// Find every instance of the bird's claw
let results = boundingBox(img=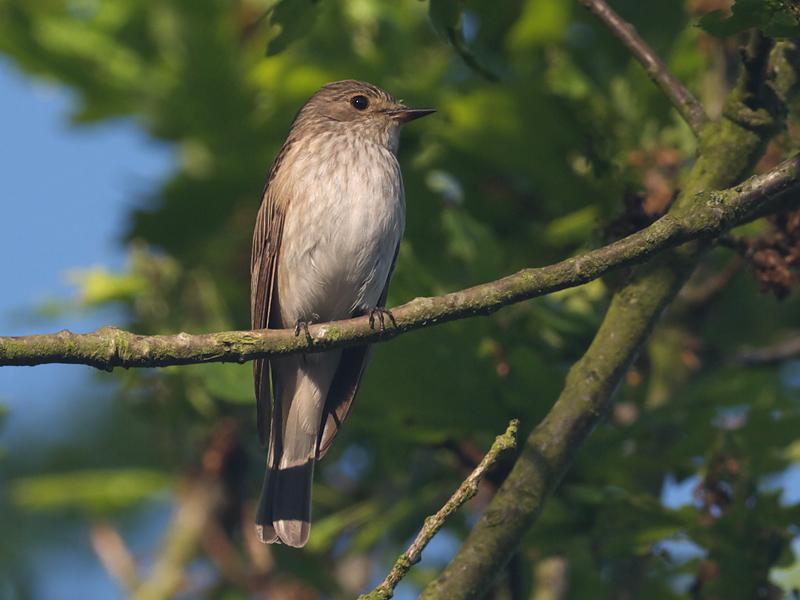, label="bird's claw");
[294,315,318,344]
[294,319,309,339]
[368,307,397,331]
